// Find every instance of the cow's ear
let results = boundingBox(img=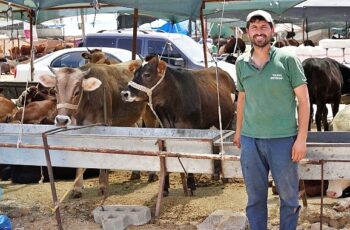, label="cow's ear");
[129,60,141,73]
[38,74,56,88]
[157,60,167,76]
[82,77,102,91]
[81,52,91,60]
